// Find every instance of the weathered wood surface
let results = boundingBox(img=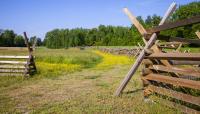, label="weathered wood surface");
[149,65,200,77]
[157,35,200,45]
[0,73,24,76]
[24,32,33,55]
[147,85,200,106]
[0,47,28,51]
[142,59,153,65]
[171,60,200,65]
[142,73,200,90]
[0,65,25,69]
[0,56,29,59]
[0,69,25,73]
[158,41,184,45]
[147,15,200,34]
[196,31,200,39]
[115,2,176,96]
[0,32,37,77]
[158,45,179,49]
[146,53,200,61]
[123,8,147,44]
[0,61,27,64]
